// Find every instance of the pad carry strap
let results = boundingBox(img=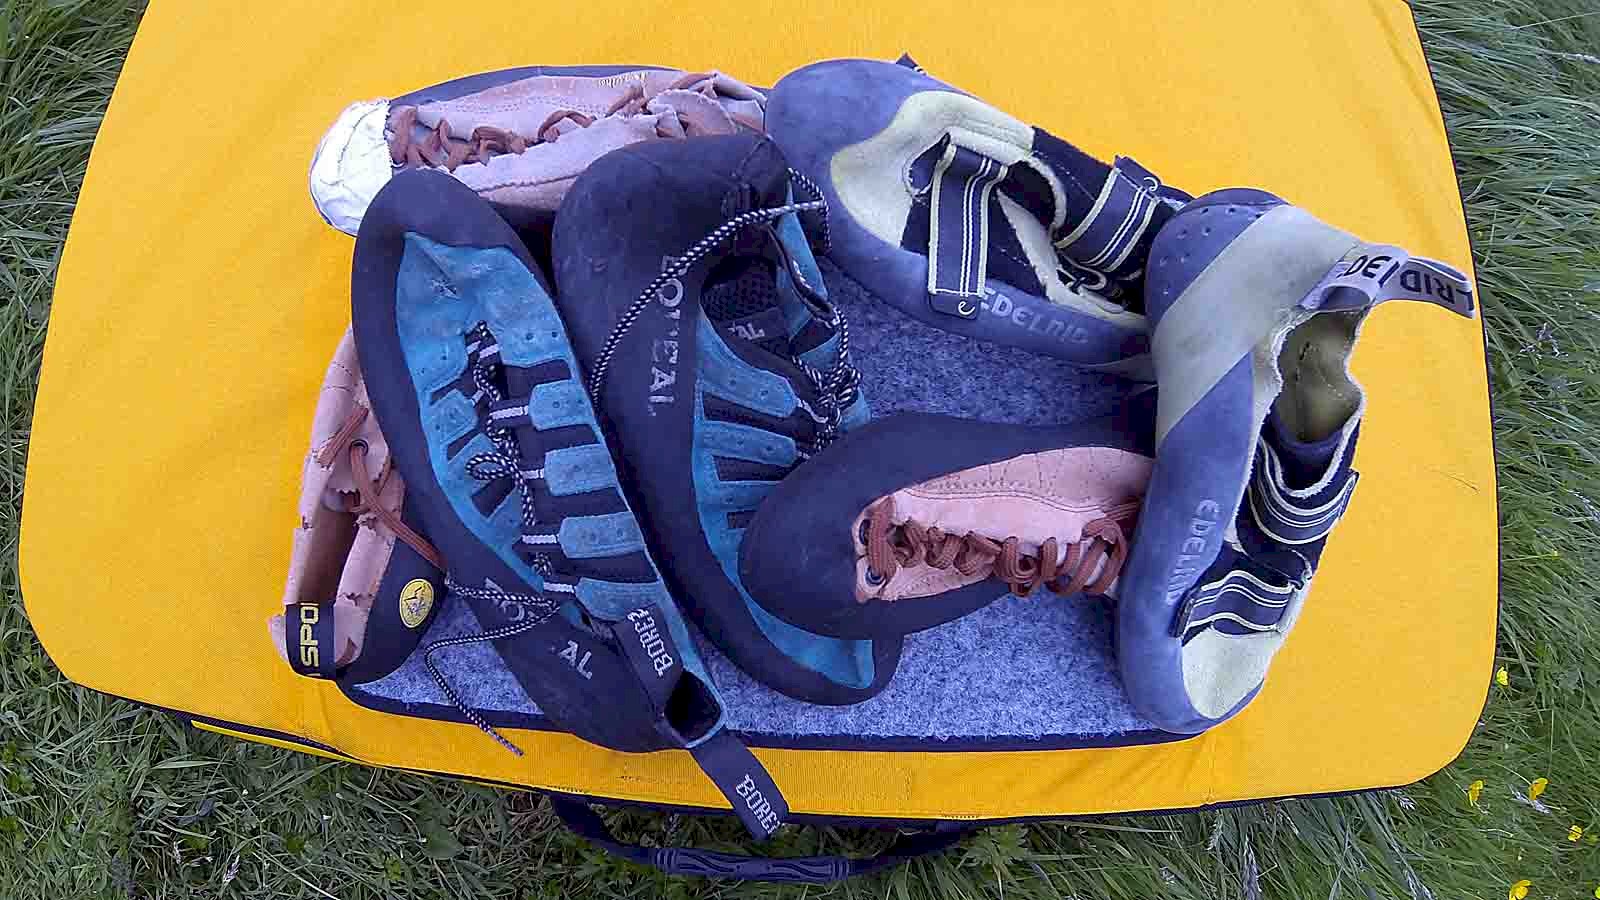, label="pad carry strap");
[926,141,1009,317]
[1303,244,1476,318]
[285,601,338,679]
[611,605,790,840]
[550,796,968,884]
